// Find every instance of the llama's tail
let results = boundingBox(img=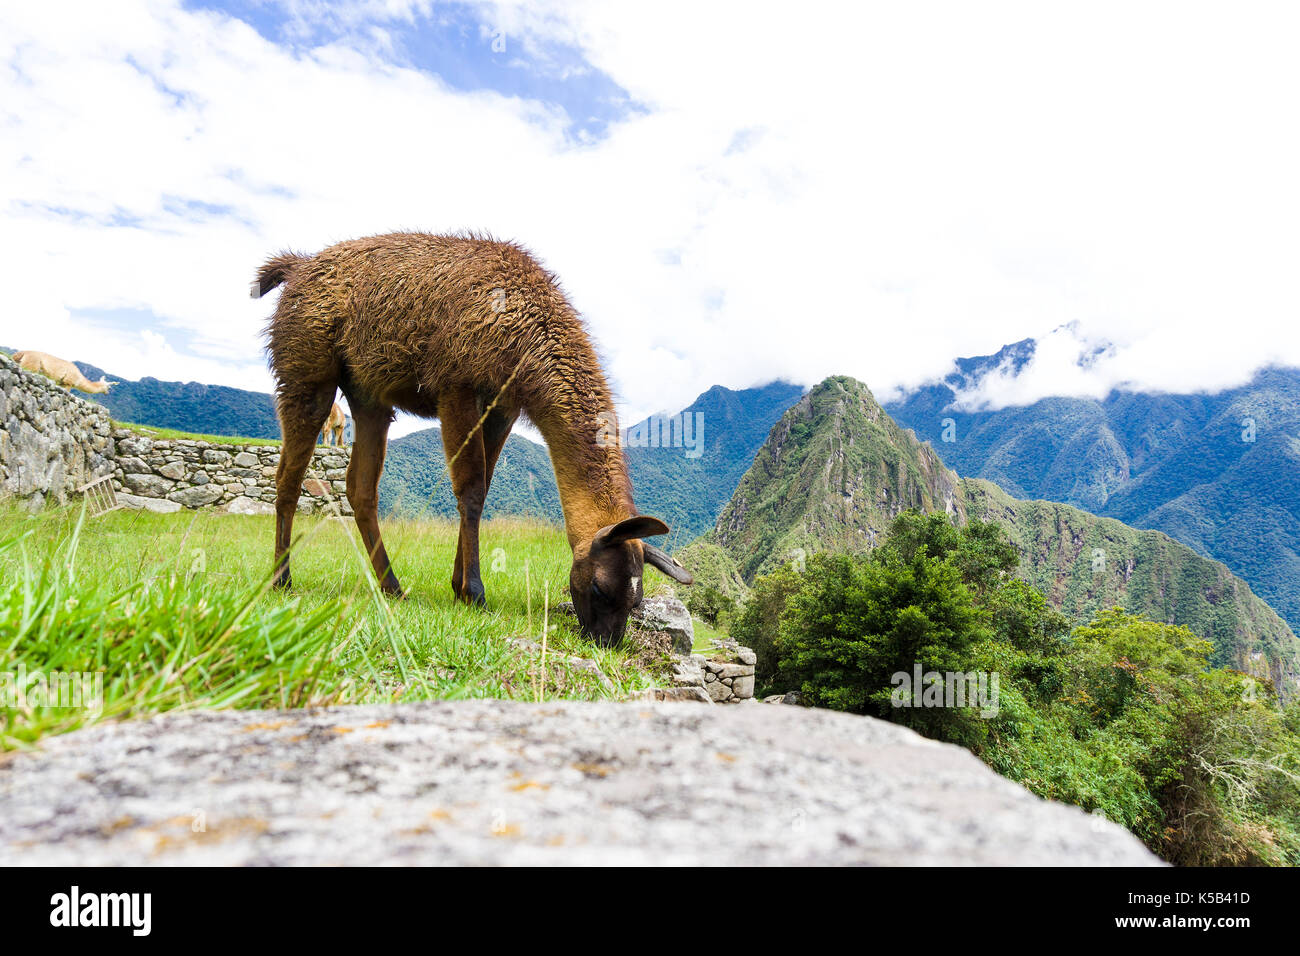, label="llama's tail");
[250,251,309,299]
